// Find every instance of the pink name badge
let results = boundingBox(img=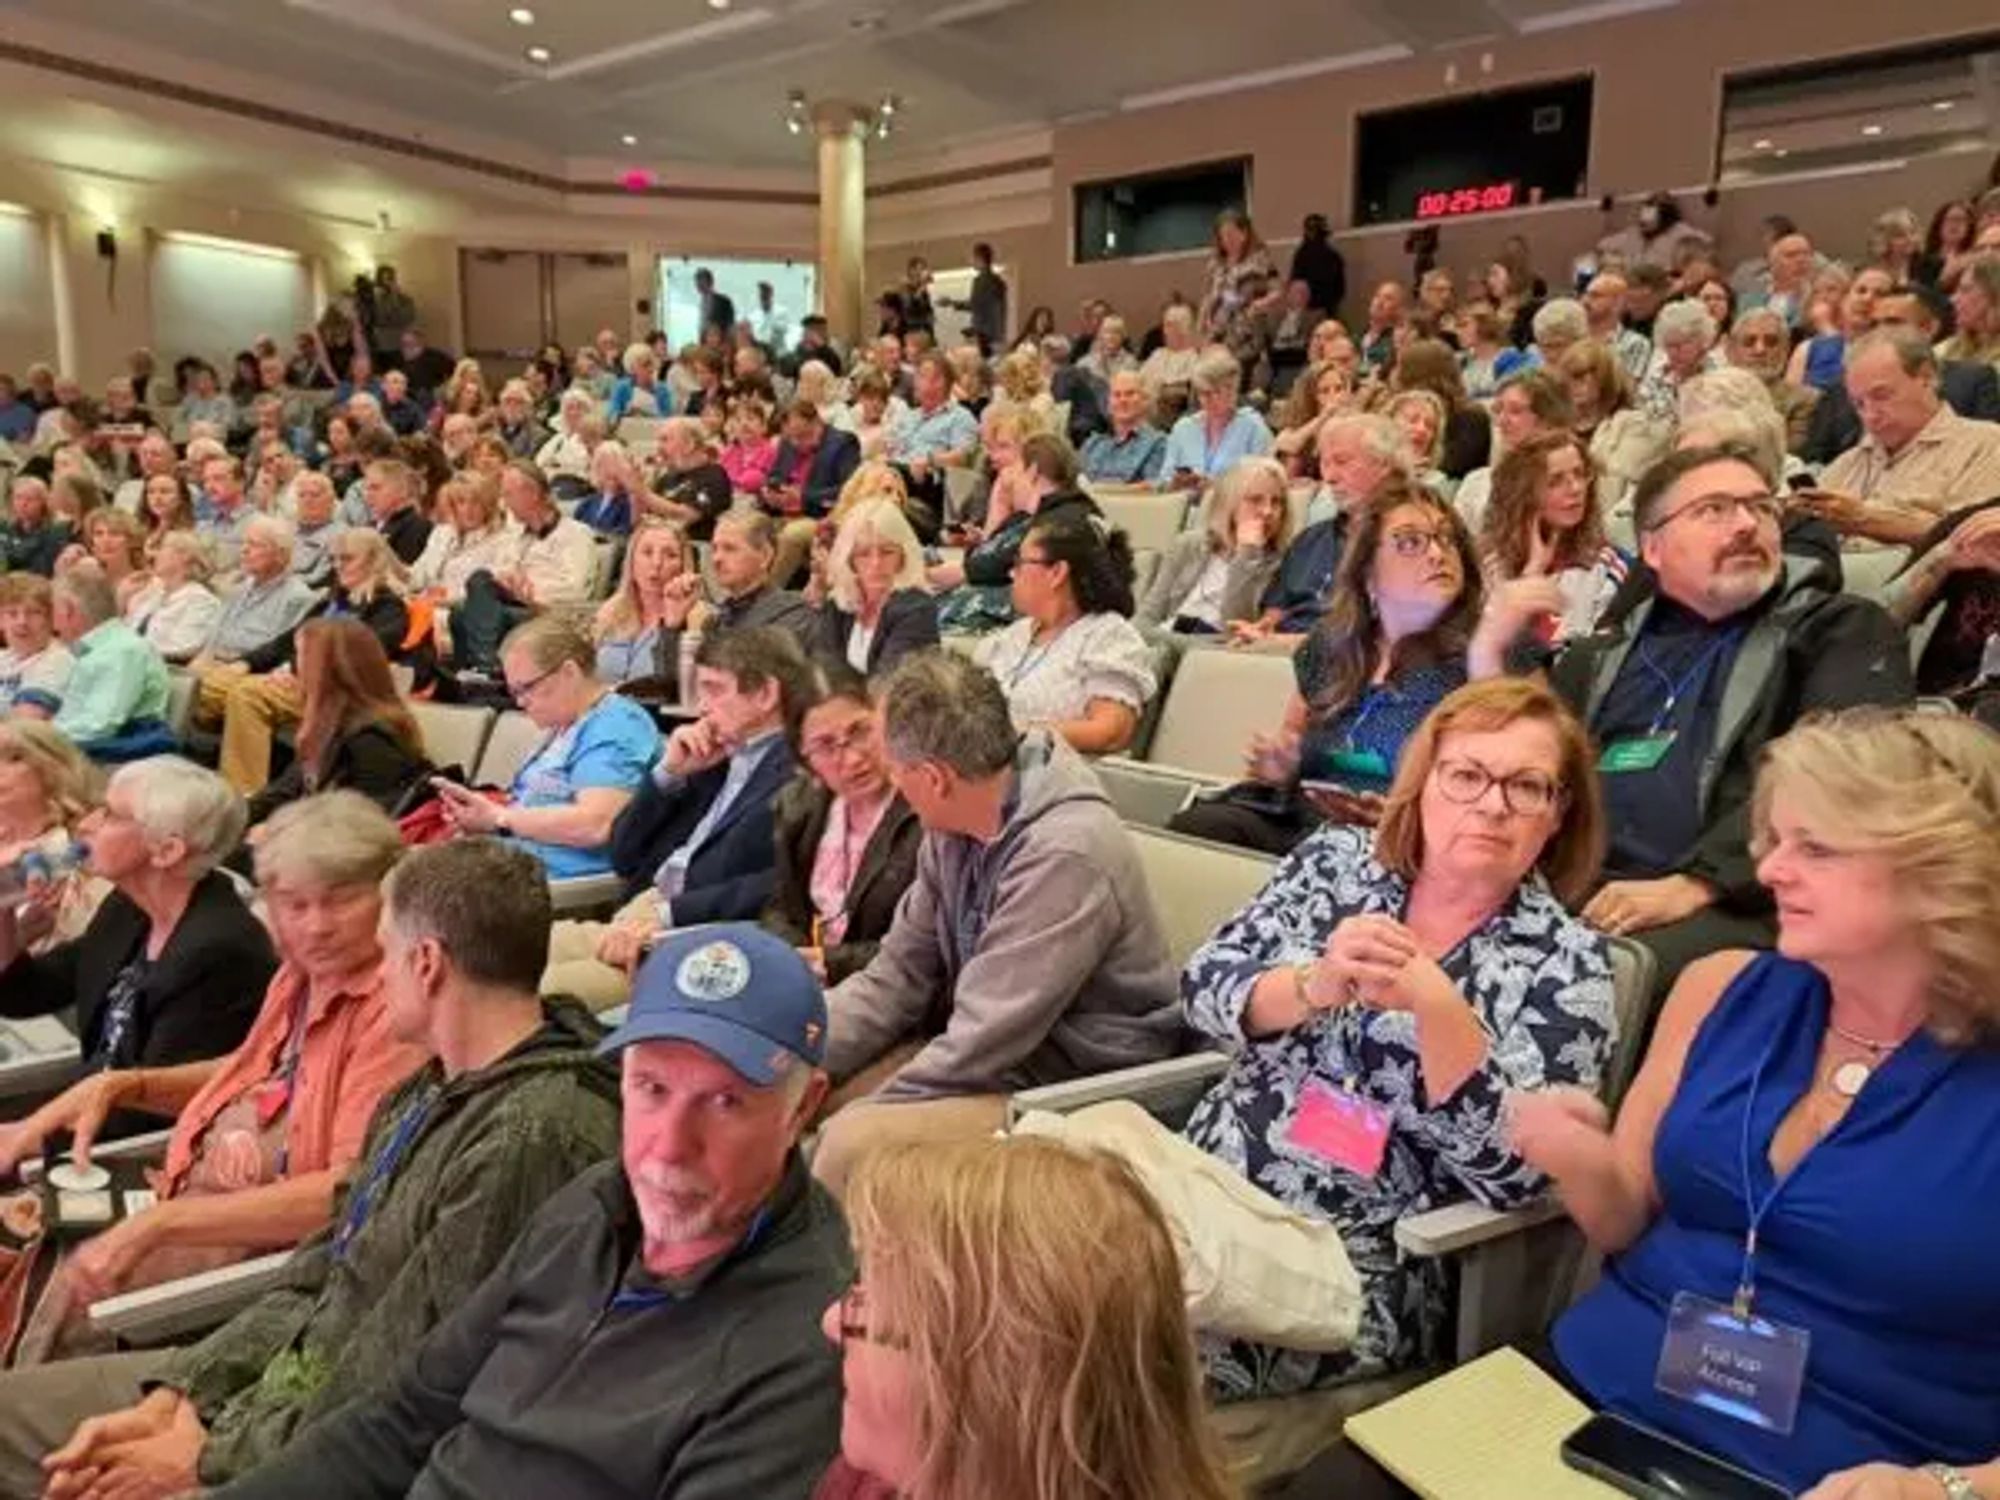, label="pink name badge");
[1282,1079,1392,1179]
